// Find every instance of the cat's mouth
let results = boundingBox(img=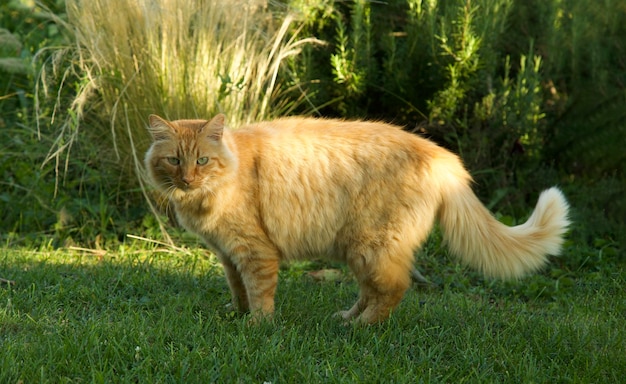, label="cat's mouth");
[175,180,204,192]
[169,183,200,199]
[177,183,196,191]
